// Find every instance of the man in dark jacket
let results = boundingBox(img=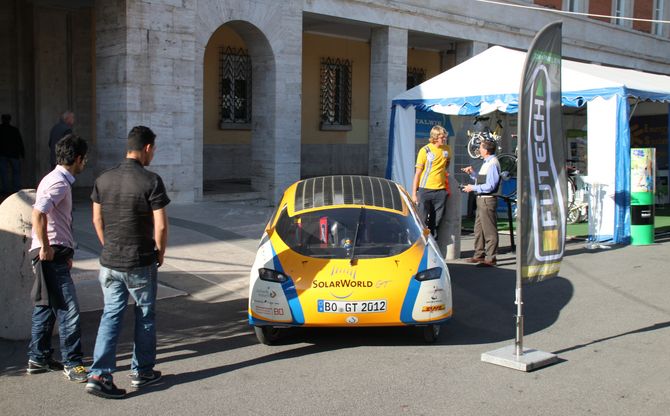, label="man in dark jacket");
[49,111,75,169]
[0,114,25,195]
